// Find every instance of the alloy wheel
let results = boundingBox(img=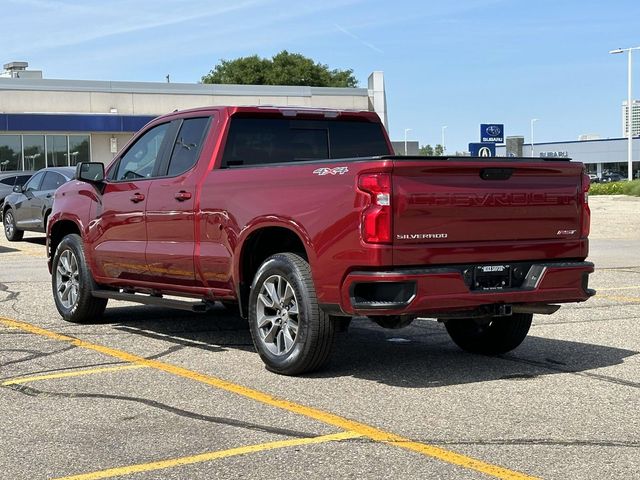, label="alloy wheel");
[255,274,299,356]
